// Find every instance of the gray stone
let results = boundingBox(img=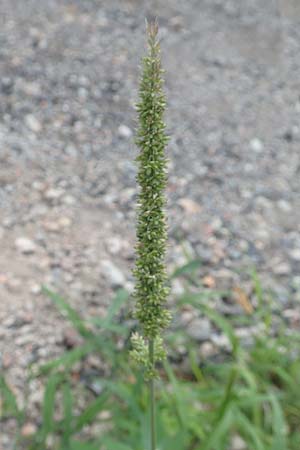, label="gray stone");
[289,249,300,262]
[272,261,291,275]
[277,199,292,212]
[171,278,185,296]
[101,260,125,287]
[187,318,211,341]
[105,236,123,255]
[211,334,231,350]
[199,341,217,359]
